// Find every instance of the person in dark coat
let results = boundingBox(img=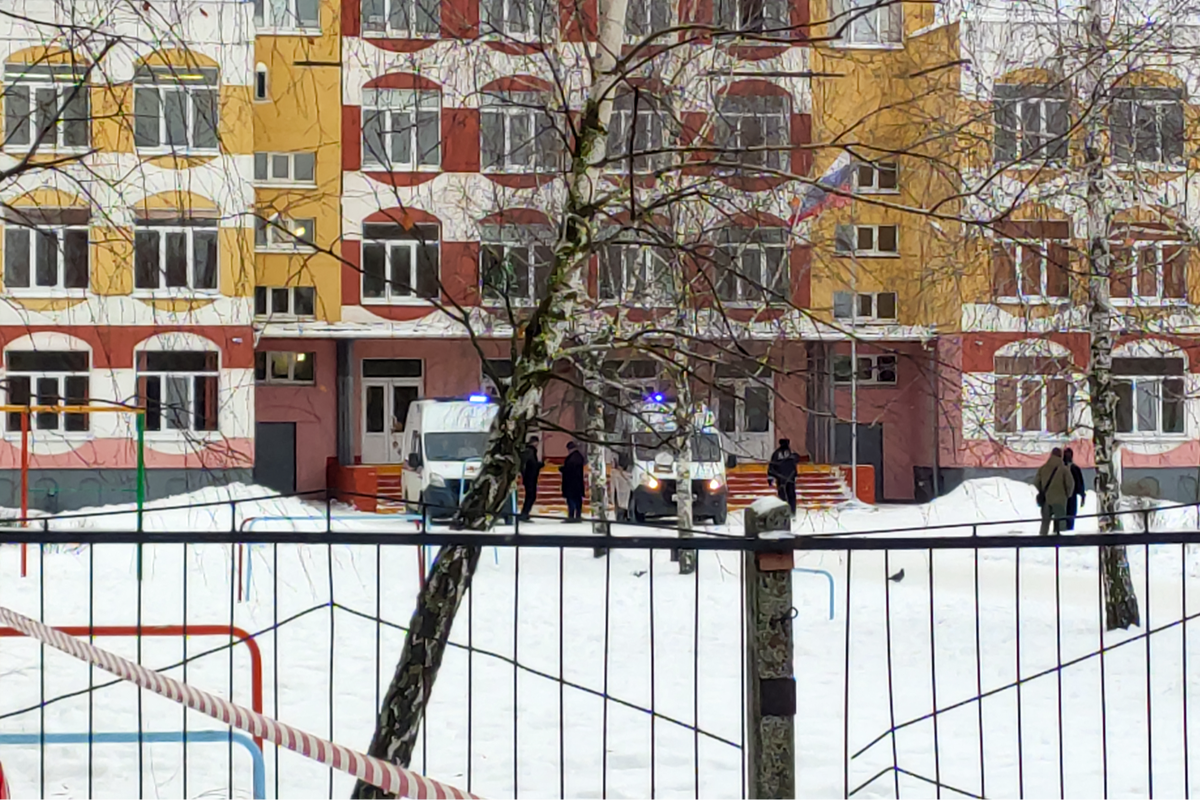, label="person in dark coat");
[768,437,799,515]
[559,441,586,522]
[1063,447,1086,531]
[519,437,544,521]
